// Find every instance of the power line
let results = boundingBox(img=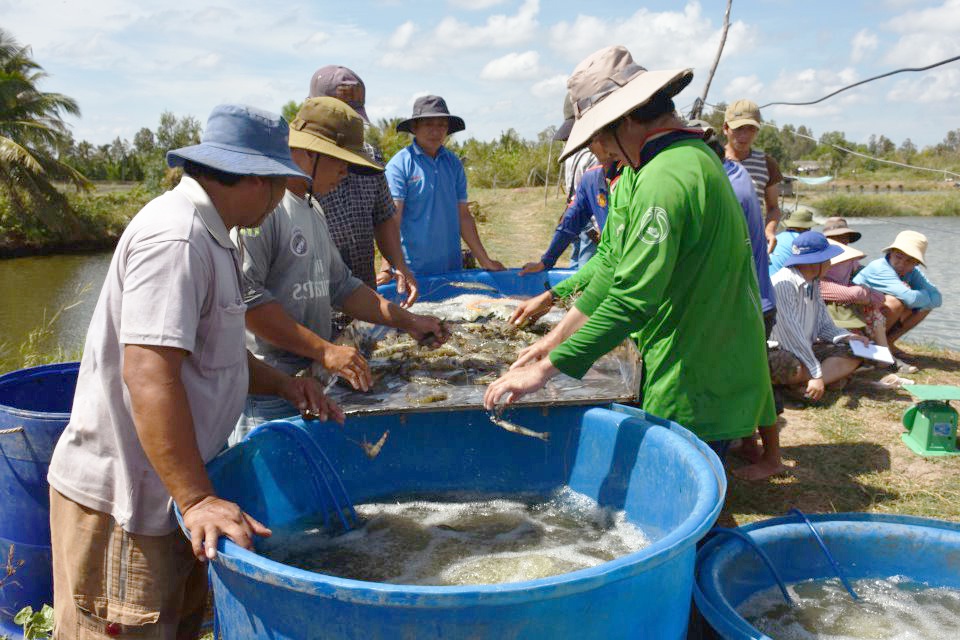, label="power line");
[759,54,960,109]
